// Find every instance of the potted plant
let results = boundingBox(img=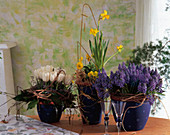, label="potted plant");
[96,62,163,131]
[75,4,123,125]
[76,60,101,125]
[127,39,170,114]
[14,65,76,123]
